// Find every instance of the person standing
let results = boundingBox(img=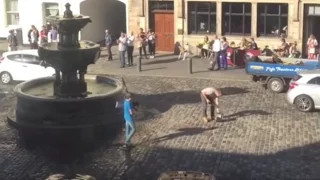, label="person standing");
[7,30,18,52]
[208,35,221,71]
[220,37,228,70]
[123,93,136,148]
[137,28,148,59]
[105,29,113,60]
[27,25,39,49]
[48,26,58,42]
[307,34,318,60]
[147,29,156,58]
[117,32,127,68]
[40,25,48,44]
[127,32,135,66]
[200,87,222,122]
